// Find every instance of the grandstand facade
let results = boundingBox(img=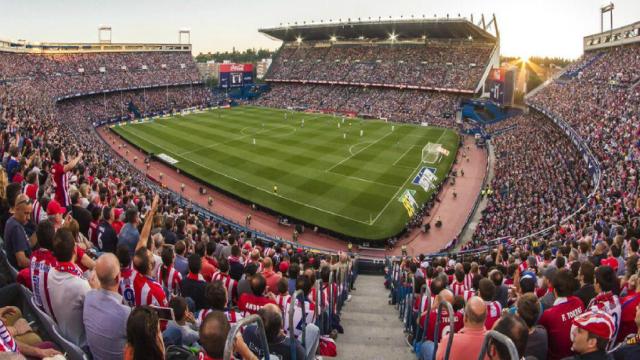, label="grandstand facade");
[257,17,500,125]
